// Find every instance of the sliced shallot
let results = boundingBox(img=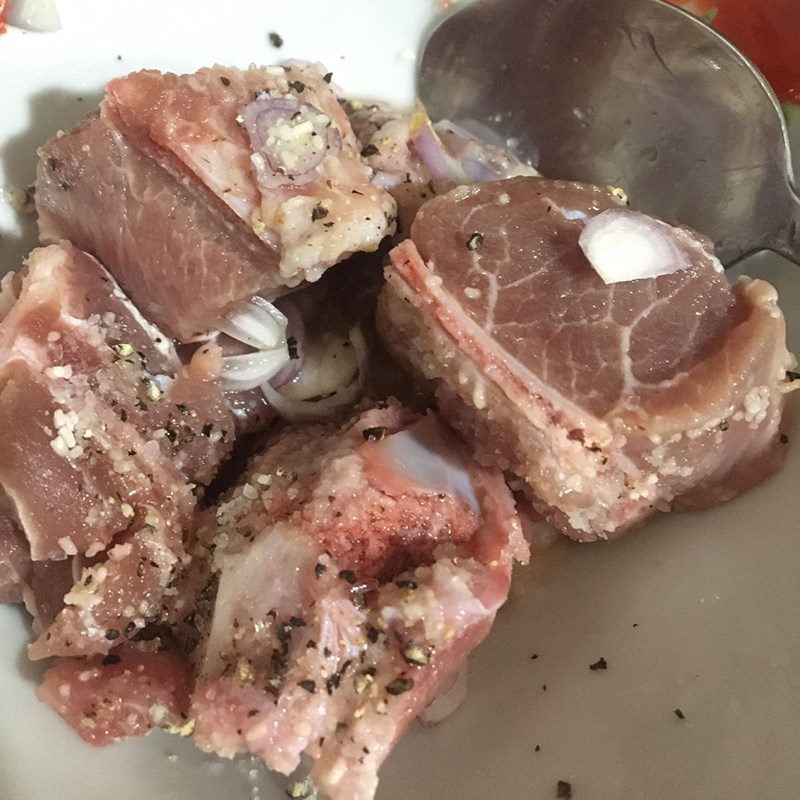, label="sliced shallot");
[260,327,366,422]
[216,295,288,351]
[218,349,290,393]
[269,297,305,388]
[579,207,724,284]
[7,0,62,32]
[242,95,342,189]
[214,296,291,392]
